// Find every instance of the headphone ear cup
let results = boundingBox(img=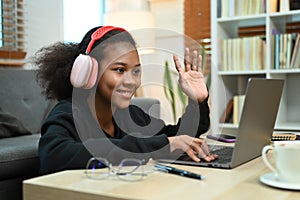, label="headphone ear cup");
[70,54,98,89]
